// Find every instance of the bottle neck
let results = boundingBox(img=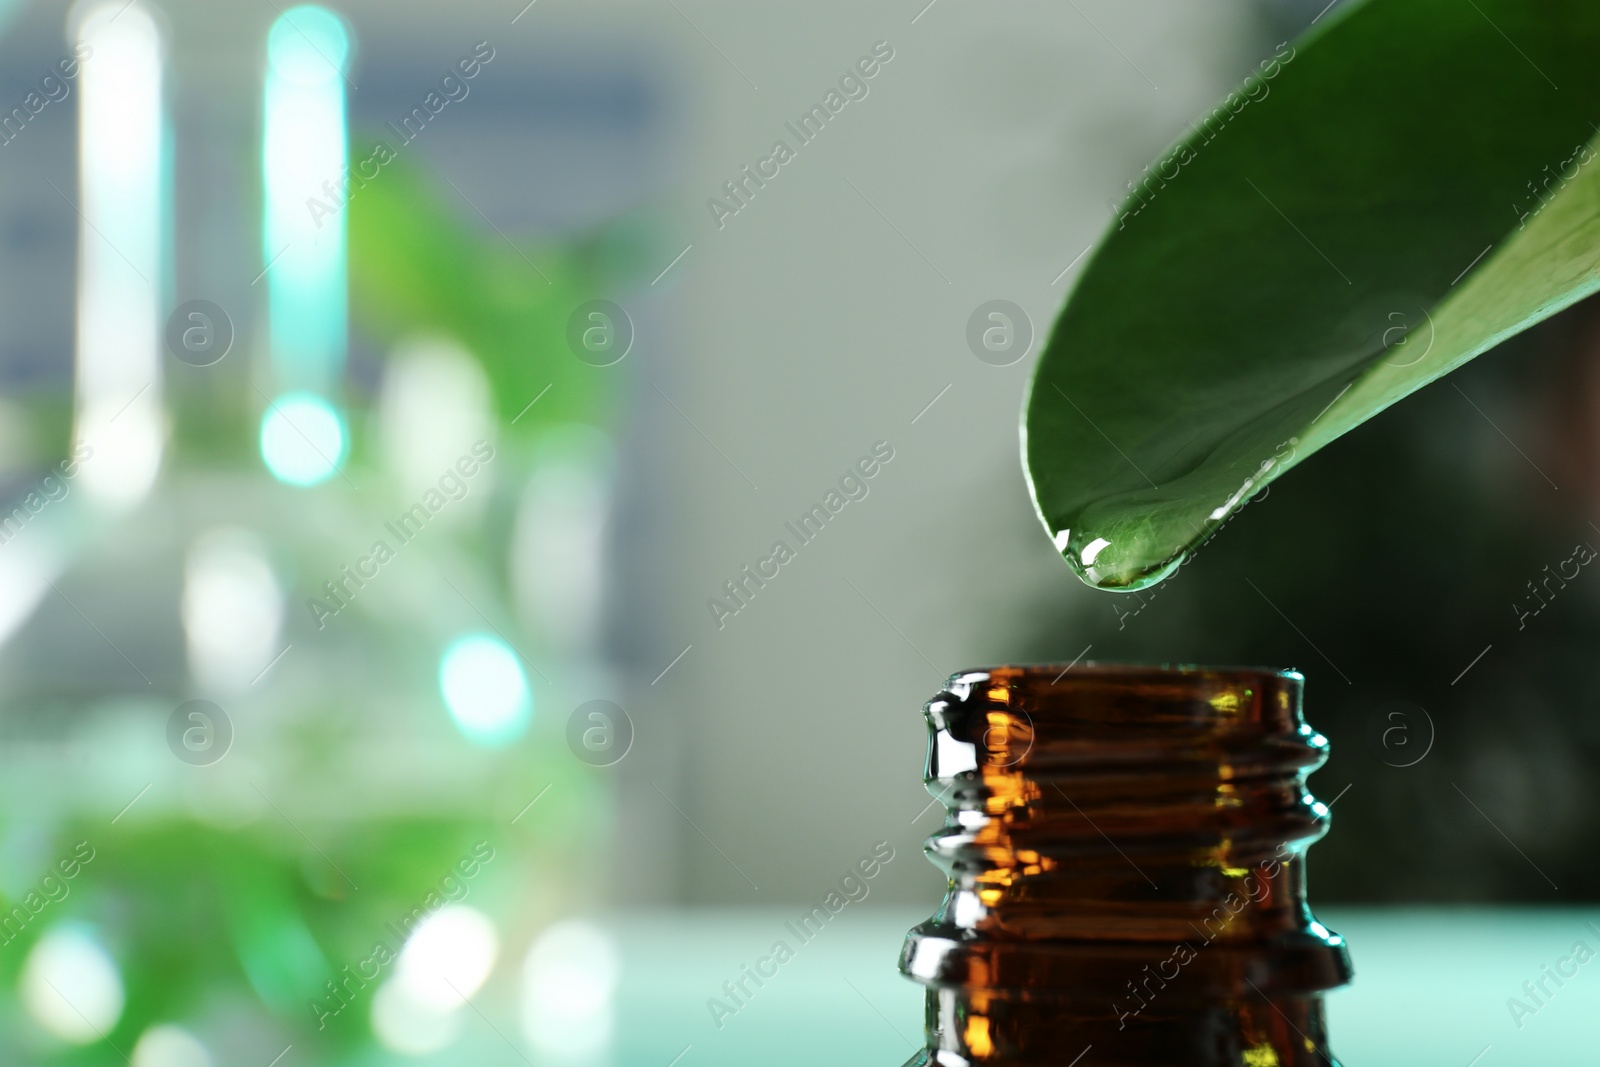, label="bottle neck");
[899,665,1350,1067]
